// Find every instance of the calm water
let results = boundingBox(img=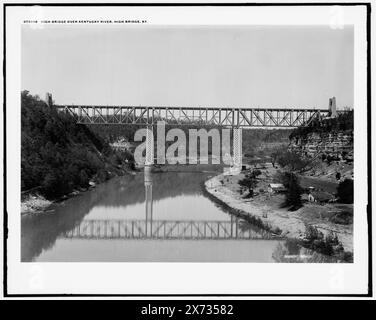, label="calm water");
[21,165,305,262]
